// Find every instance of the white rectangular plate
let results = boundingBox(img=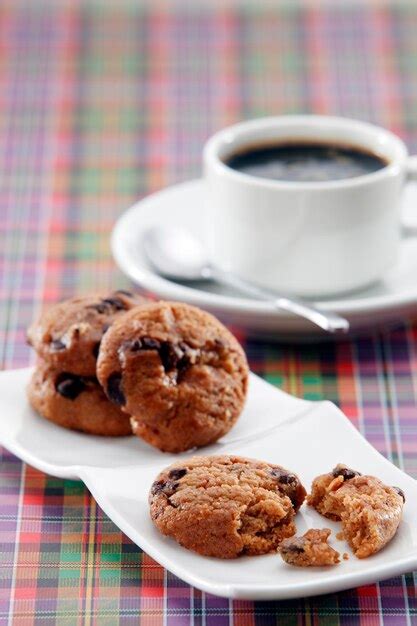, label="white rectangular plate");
[0,367,416,600]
